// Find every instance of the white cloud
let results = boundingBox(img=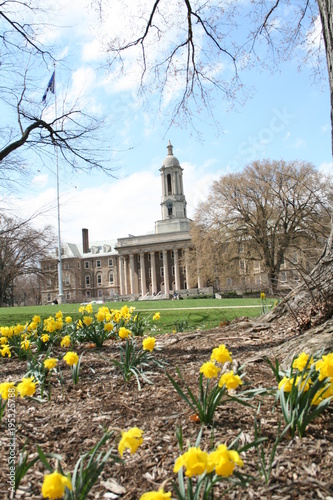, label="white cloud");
[5,158,222,247]
[32,174,49,188]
